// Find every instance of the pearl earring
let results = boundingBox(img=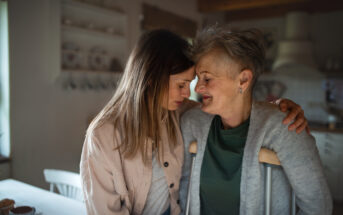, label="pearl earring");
[239,88,243,94]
